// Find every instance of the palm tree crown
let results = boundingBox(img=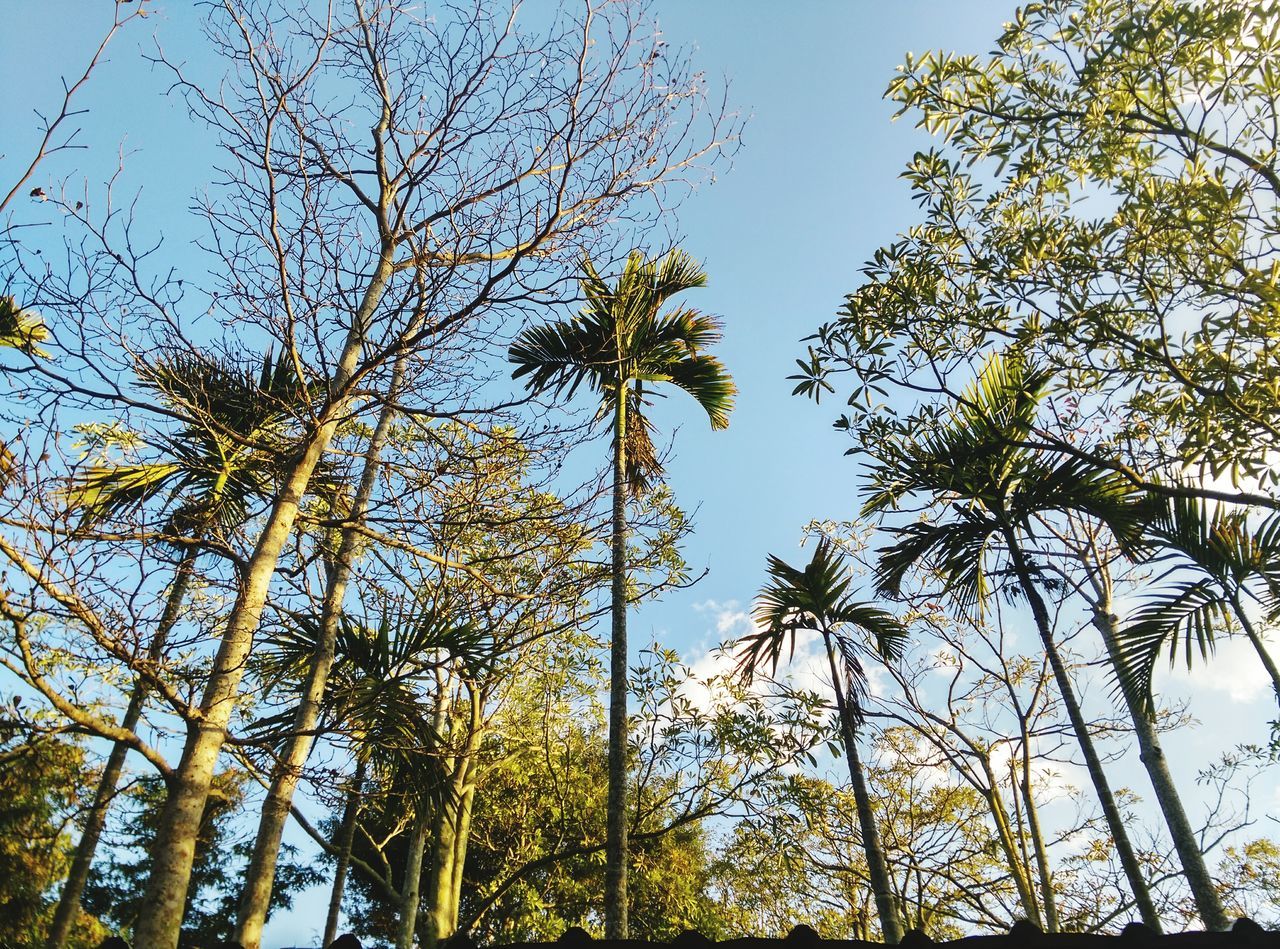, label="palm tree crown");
[740,539,908,721]
[72,349,312,535]
[865,353,1146,613]
[509,249,735,493]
